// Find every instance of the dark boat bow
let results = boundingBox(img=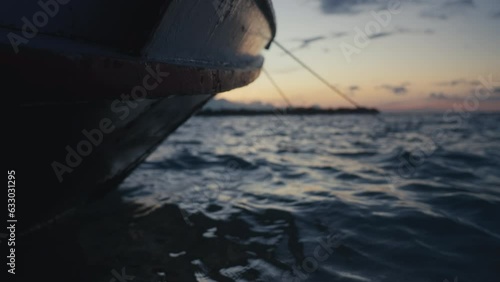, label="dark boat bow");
[2,0,276,233]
